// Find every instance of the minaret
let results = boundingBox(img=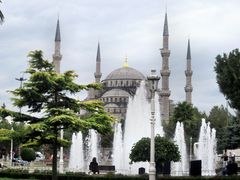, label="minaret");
[52,18,64,174]
[185,39,193,104]
[160,12,171,122]
[94,42,102,83]
[52,18,62,74]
